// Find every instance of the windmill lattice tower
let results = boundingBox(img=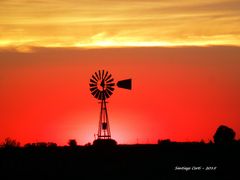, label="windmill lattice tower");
[89,70,132,141]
